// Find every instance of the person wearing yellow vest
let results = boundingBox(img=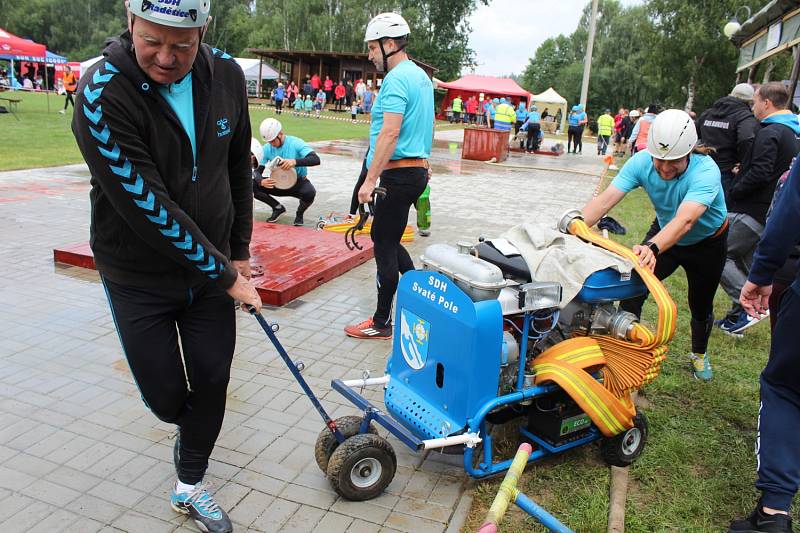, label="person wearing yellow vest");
[493,97,515,132]
[451,94,463,123]
[596,109,614,155]
[59,65,78,115]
